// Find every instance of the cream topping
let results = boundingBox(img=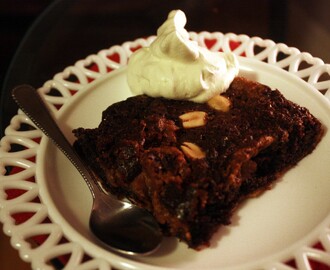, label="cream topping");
[127,10,239,103]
